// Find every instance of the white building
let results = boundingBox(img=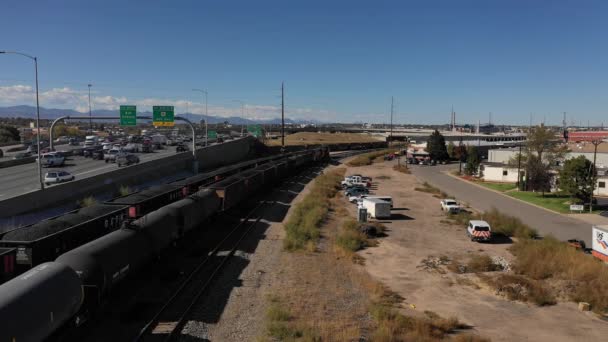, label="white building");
[479,162,520,183]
